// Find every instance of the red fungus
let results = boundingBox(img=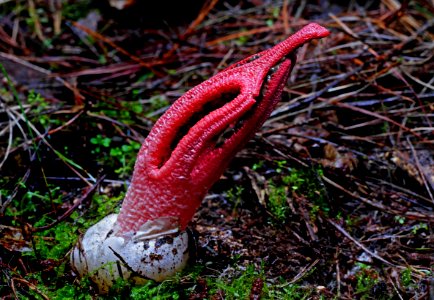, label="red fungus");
[114,23,330,235]
[72,23,329,293]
